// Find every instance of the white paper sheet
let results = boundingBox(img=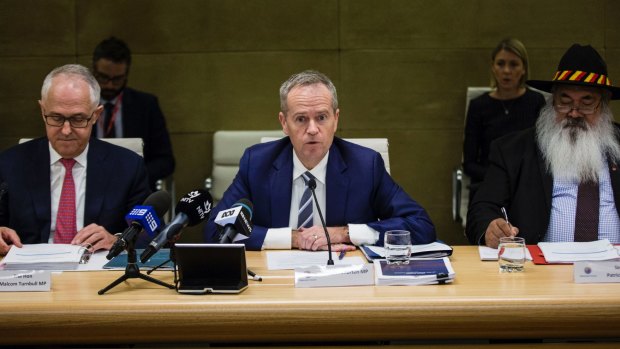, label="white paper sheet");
[538,239,620,263]
[267,251,364,270]
[478,245,533,261]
